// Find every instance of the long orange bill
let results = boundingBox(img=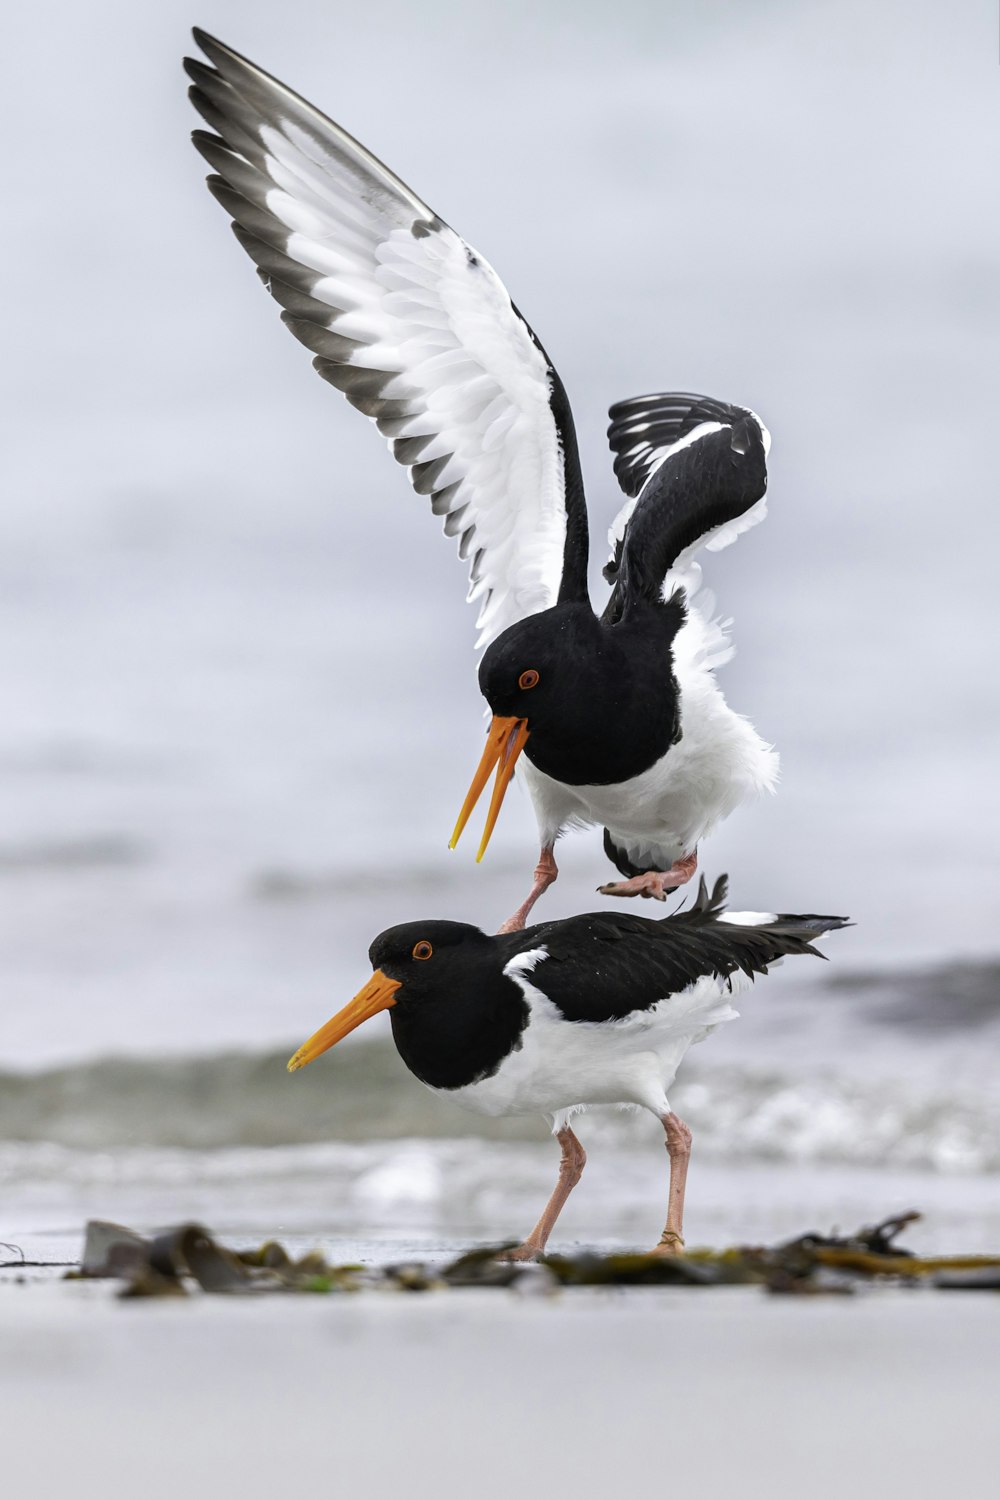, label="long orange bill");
[449,714,530,862]
[287,970,401,1073]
